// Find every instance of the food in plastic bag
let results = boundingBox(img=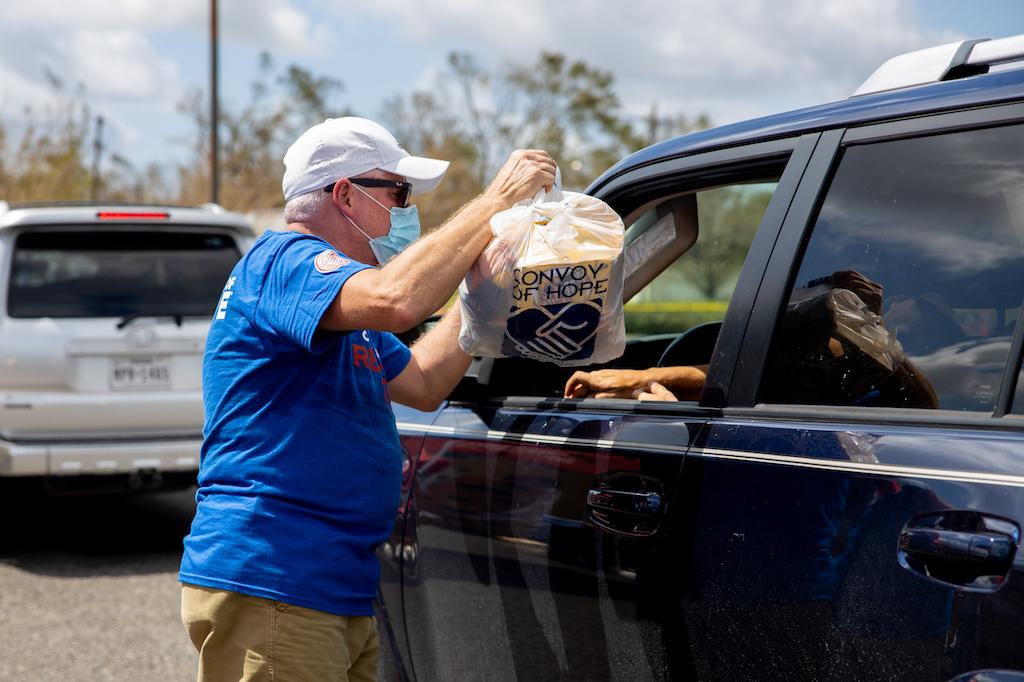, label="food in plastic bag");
[786,283,903,372]
[765,271,938,409]
[829,287,903,371]
[458,184,626,365]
